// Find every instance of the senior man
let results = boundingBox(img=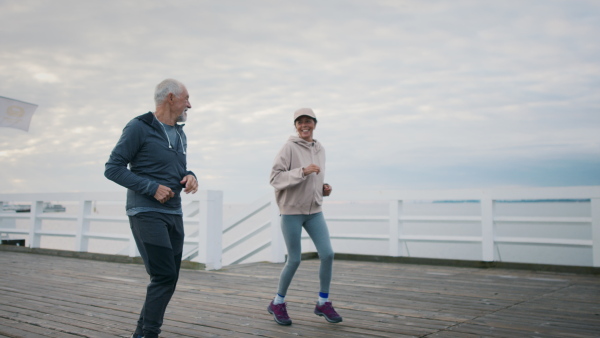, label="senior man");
[105,78,198,338]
